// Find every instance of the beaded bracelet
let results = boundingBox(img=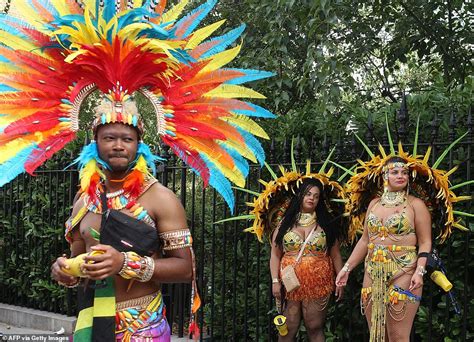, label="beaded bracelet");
[342,262,351,273]
[417,265,427,276]
[118,251,155,282]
